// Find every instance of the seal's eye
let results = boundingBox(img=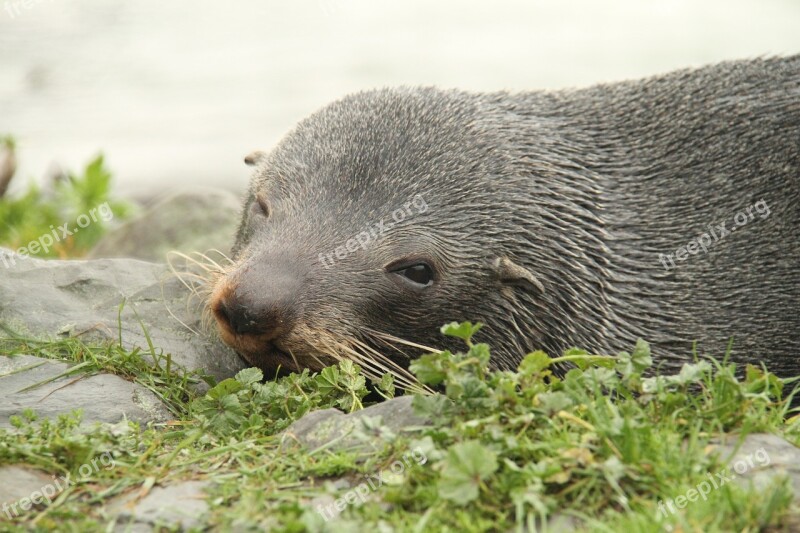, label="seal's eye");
[390,262,435,288]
